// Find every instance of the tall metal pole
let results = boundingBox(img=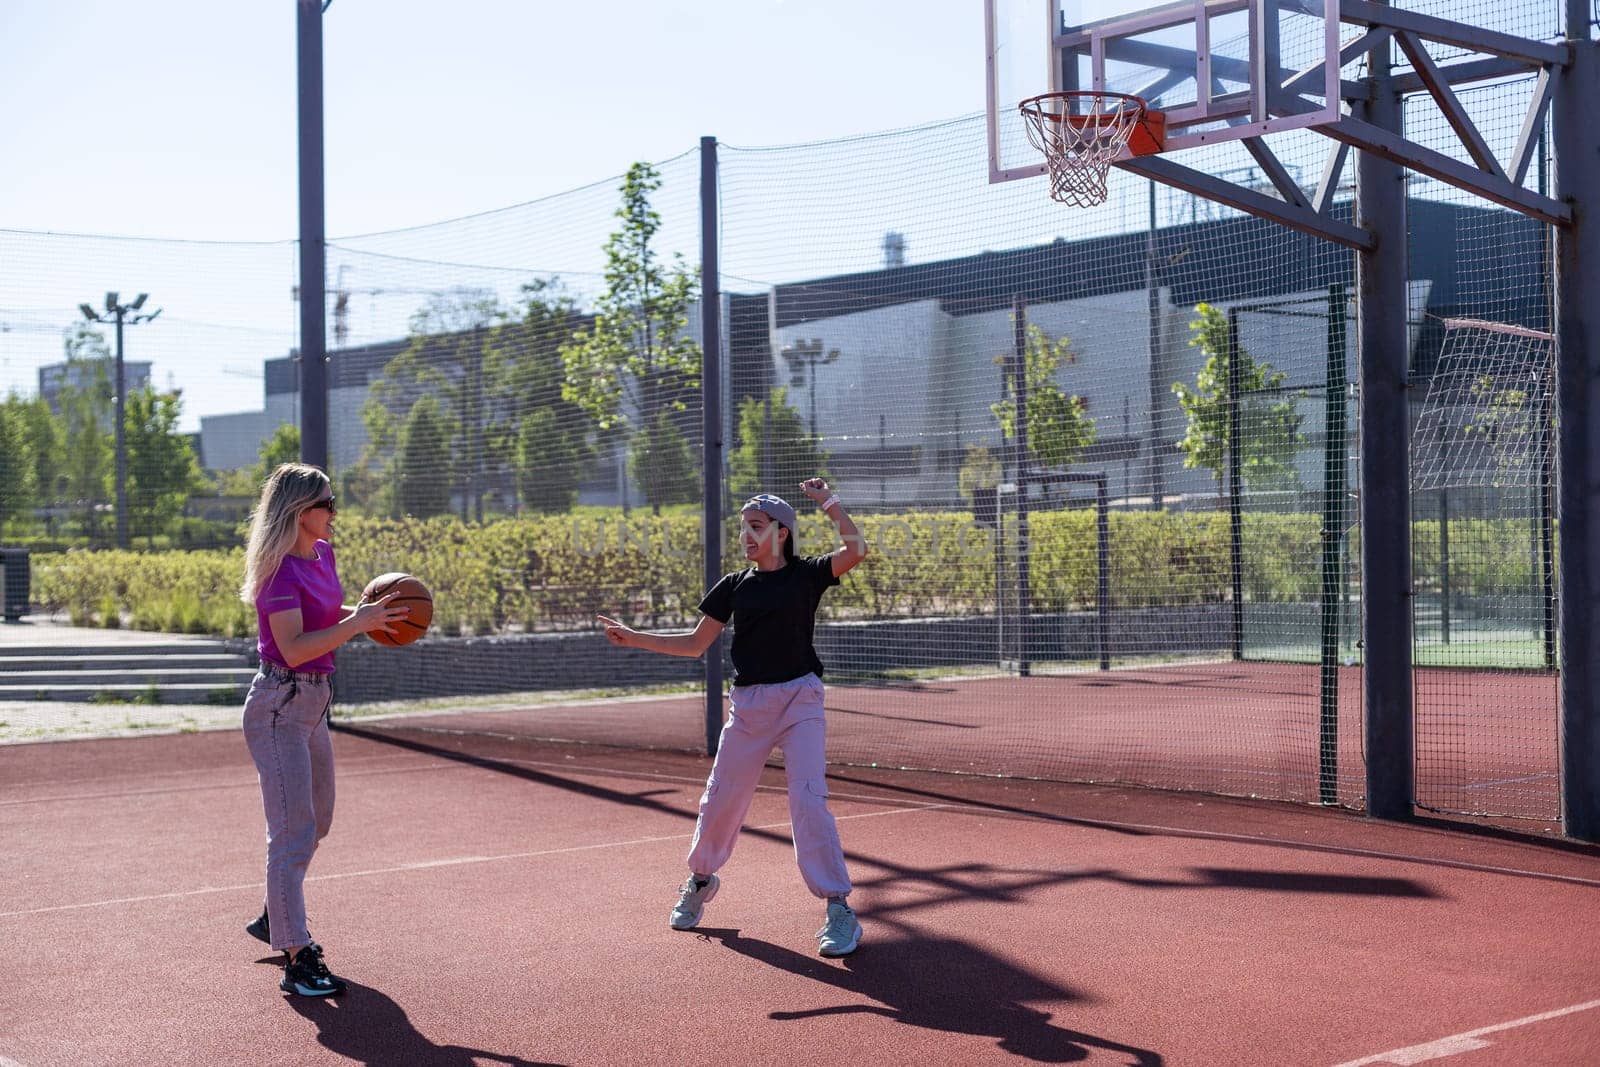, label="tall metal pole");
[297,0,329,472]
[809,357,819,437]
[1319,282,1348,805]
[1096,474,1111,671]
[699,136,726,757]
[1553,4,1600,840]
[1011,294,1032,677]
[1147,180,1166,508]
[1226,307,1245,660]
[1357,18,1415,821]
[113,307,128,549]
[1536,128,1558,671]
